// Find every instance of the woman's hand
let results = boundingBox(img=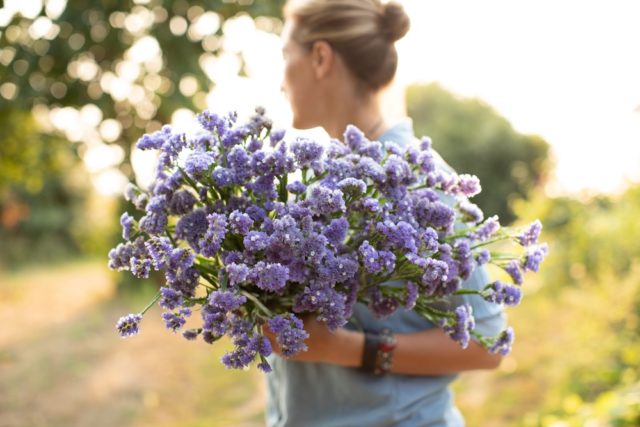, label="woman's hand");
[264,316,365,368]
